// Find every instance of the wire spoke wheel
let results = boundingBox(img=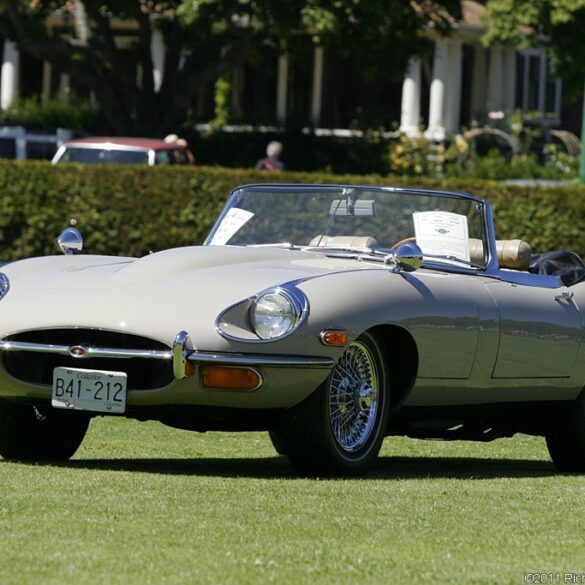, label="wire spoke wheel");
[328,340,379,453]
[273,331,388,476]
